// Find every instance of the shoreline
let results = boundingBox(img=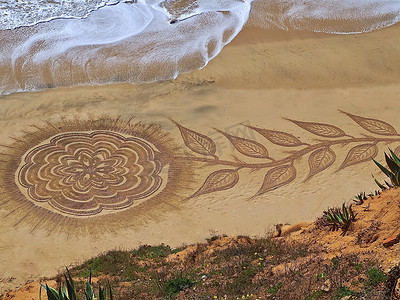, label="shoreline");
[2,22,400,97]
